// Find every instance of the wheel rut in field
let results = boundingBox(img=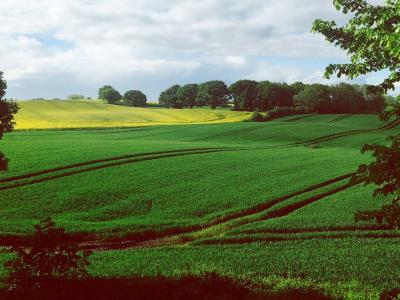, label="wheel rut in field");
[70,172,361,251]
[283,115,318,122]
[329,115,351,123]
[0,171,387,251]
[196,231,400,246]
[190,116,400,146]
[297,118,400,146]
[0,148,235,191]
